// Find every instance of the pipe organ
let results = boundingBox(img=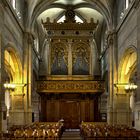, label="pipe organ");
[37,8,104,128]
